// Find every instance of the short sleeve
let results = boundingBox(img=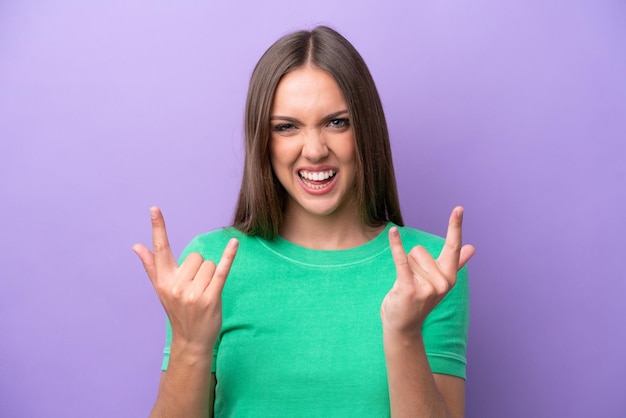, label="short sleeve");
[421,264,470,379]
